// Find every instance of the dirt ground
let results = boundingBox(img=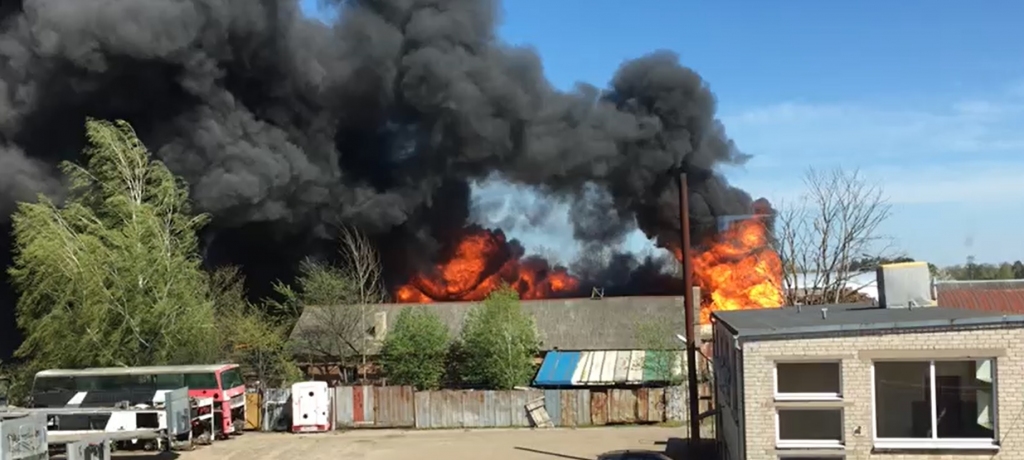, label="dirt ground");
[172,426,690,460]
